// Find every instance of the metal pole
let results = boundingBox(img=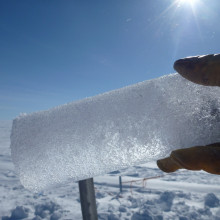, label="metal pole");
[119,176,122,193]
[78,178,98,220]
